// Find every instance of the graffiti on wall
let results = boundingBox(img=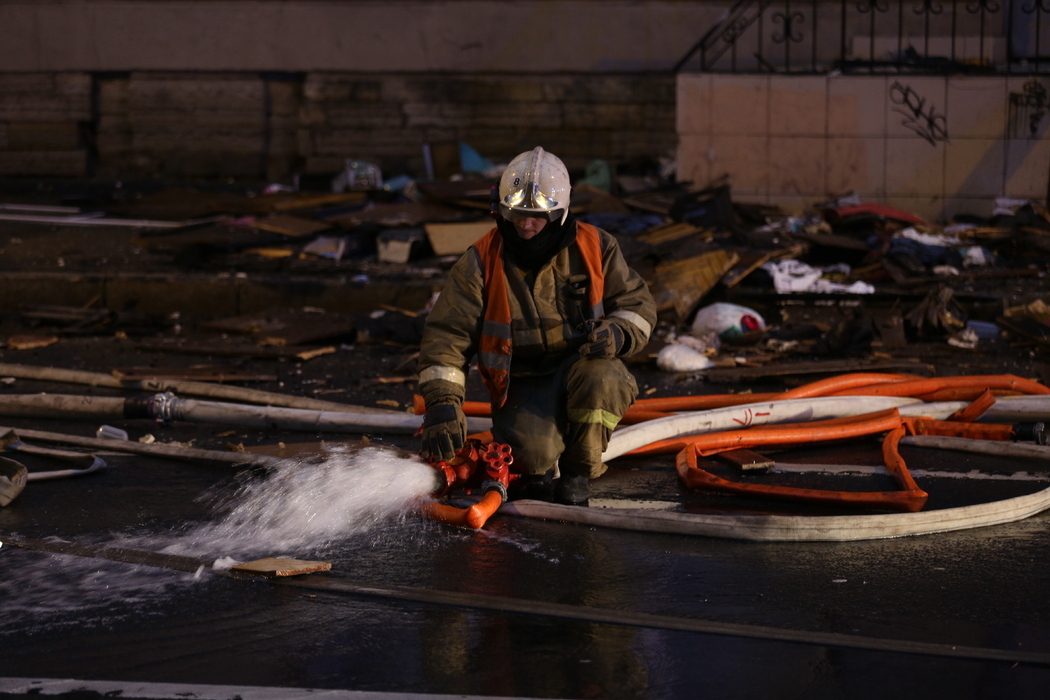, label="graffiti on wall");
[1009,79,1048,139]
[890,81,949,145]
